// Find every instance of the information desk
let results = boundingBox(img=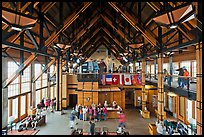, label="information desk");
[107,107,120,119]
